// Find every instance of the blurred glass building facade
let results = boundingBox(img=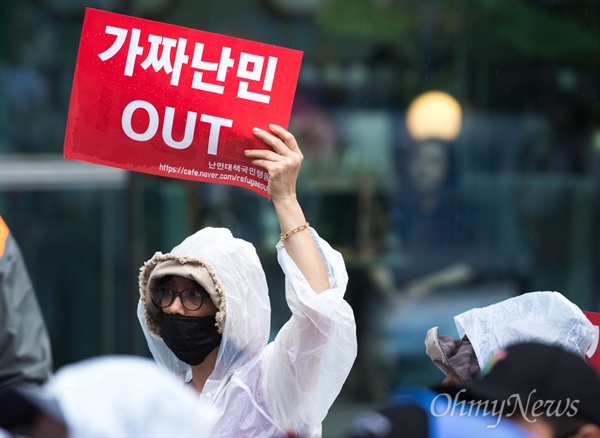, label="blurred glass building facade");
[1,0,599,435]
